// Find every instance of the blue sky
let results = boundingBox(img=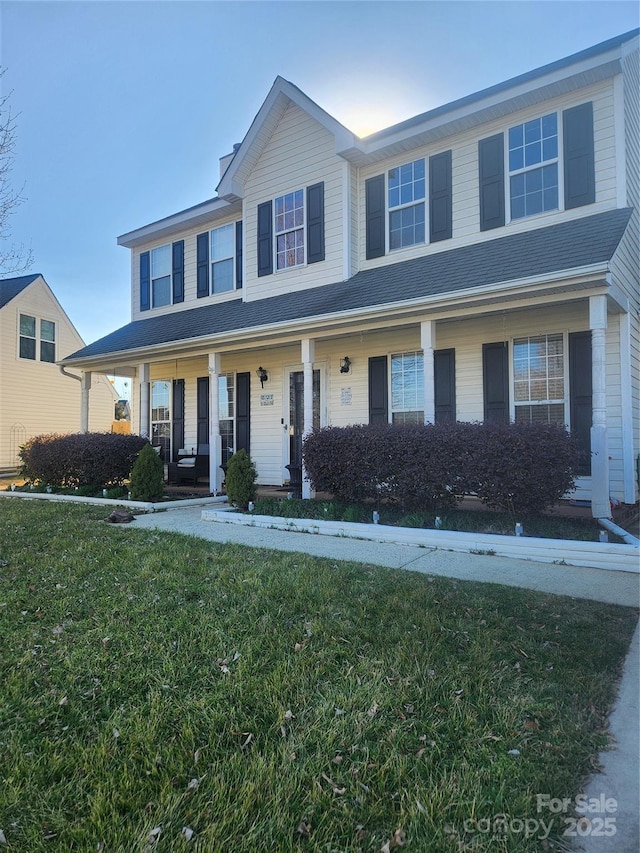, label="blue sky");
[1,0,638,347]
